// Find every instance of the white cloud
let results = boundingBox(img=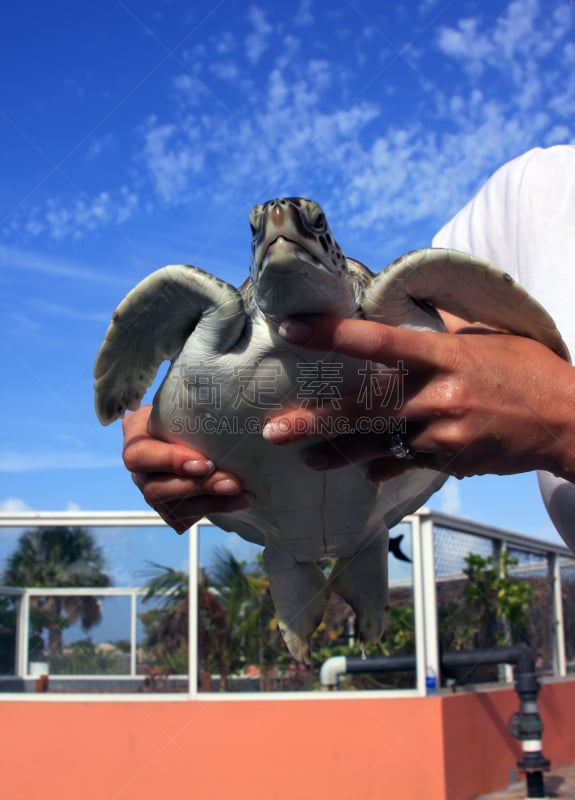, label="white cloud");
[209,60,240,81]
[437,479,461,516]
[436,0,571,85]
[418,0,443,14]
[0,498,31,512]
[86,132,116,161]
[214,31,236,55]
[140,117,206,204]
[27,299,110,323]
[7,188,138,242]
[294,0,313,27]
[127,0,572,238]
[245,6,273,64]
[0,246,127,286]
[0,451,121,473]
[6,0,575,248]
